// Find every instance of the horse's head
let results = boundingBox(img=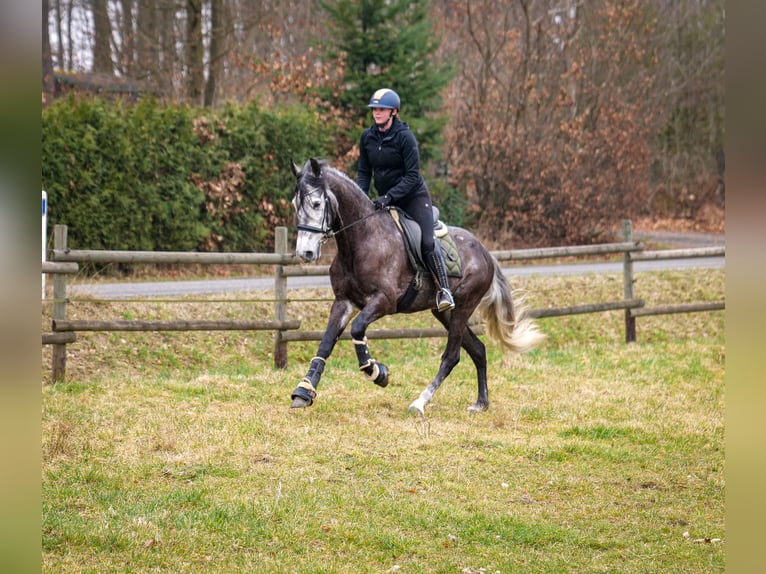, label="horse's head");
[291,158,334,262]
